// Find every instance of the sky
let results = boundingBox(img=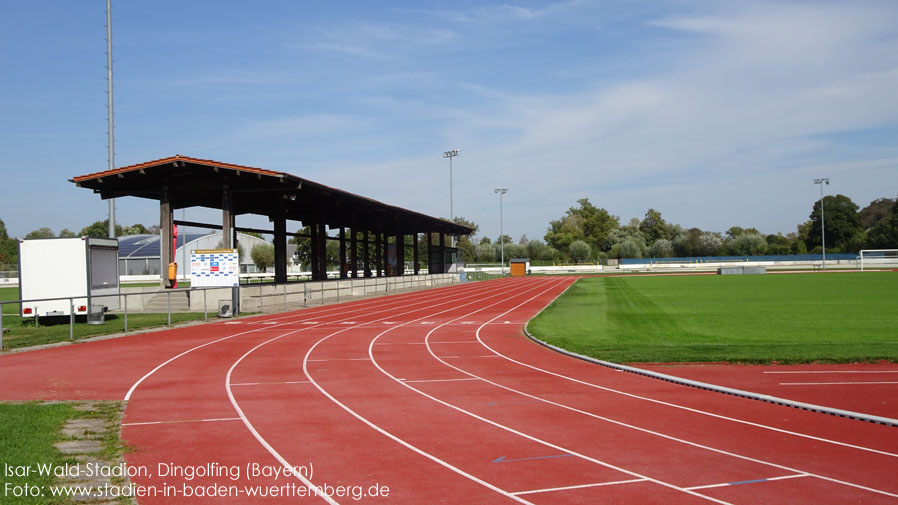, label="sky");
[2,0,897,243]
